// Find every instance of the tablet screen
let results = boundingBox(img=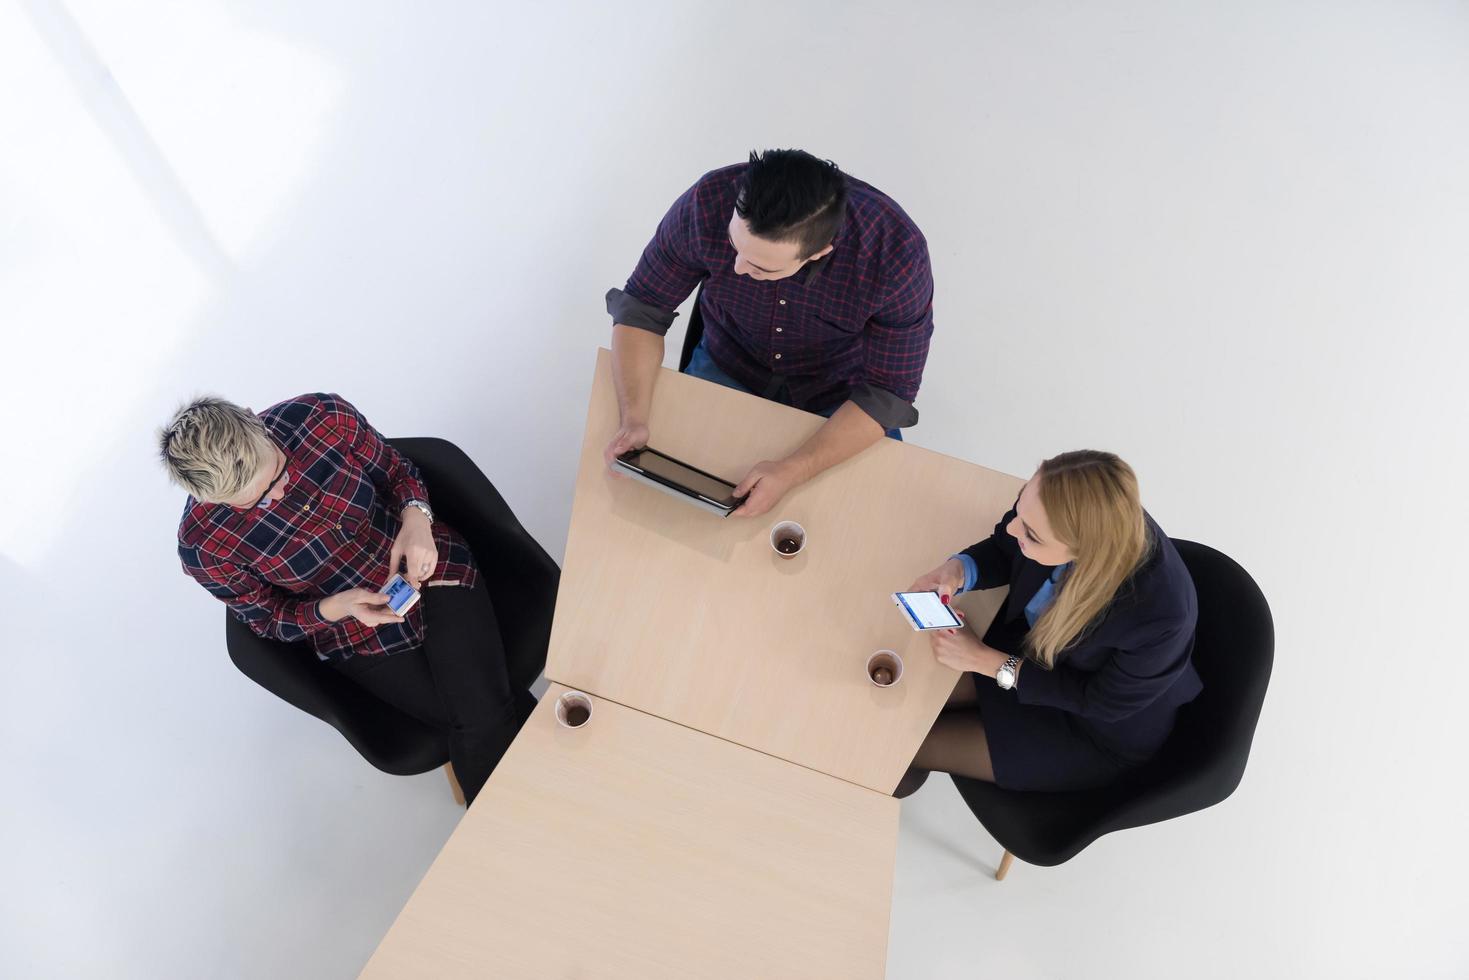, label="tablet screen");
[896,591,963,630]
[625,449,739,505]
